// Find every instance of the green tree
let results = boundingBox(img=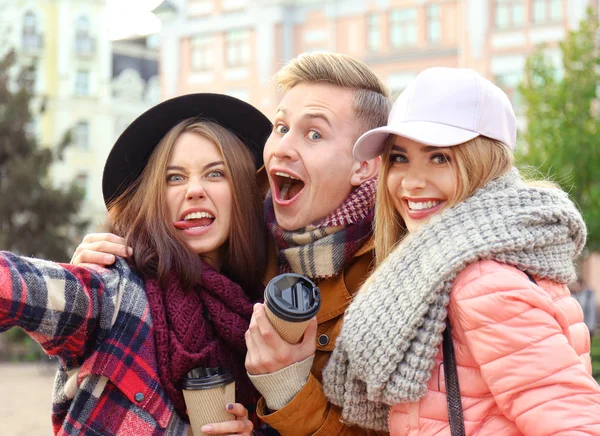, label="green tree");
[519,7,600,250]
[0,51,88,261]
